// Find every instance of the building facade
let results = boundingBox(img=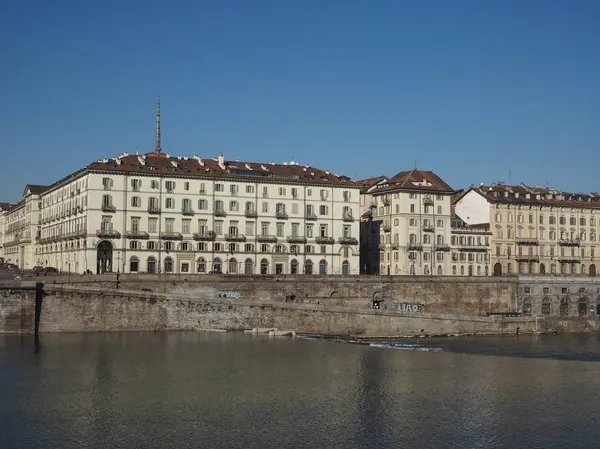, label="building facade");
[454,183,600,277]
[34,152,361,275]
[2,186,48,269]
[360,169,457,276]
